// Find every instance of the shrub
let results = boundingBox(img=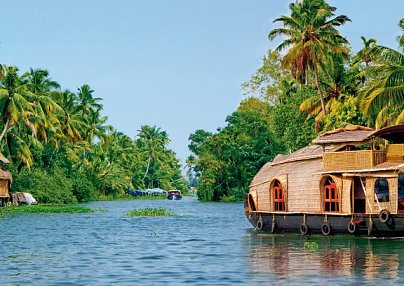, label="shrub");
[71,173,97,202]
[12,167,76,204]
